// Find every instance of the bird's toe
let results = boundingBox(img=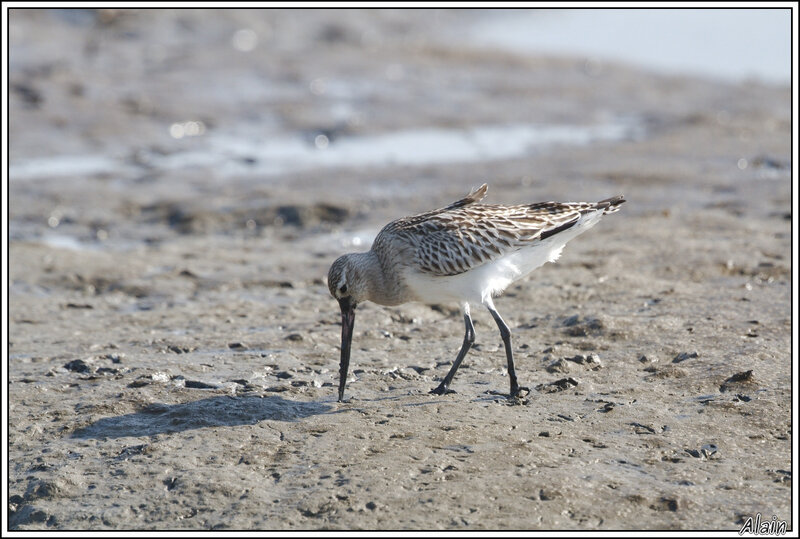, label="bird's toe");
[430,385,456,395]
[509,386,531,399]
